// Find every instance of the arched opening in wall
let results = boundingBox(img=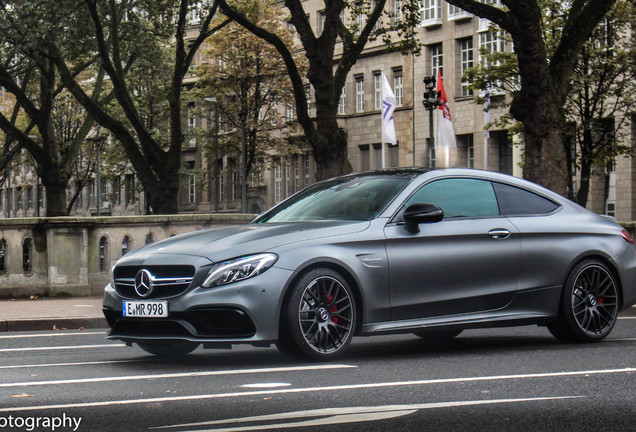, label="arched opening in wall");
[121,235,131,256]
[99,236,109,272]
[0,239,6,275]
[145,233,154,245]
[22,238,33,272]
